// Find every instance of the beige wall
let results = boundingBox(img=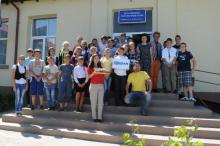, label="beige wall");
[1,0,220,92]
